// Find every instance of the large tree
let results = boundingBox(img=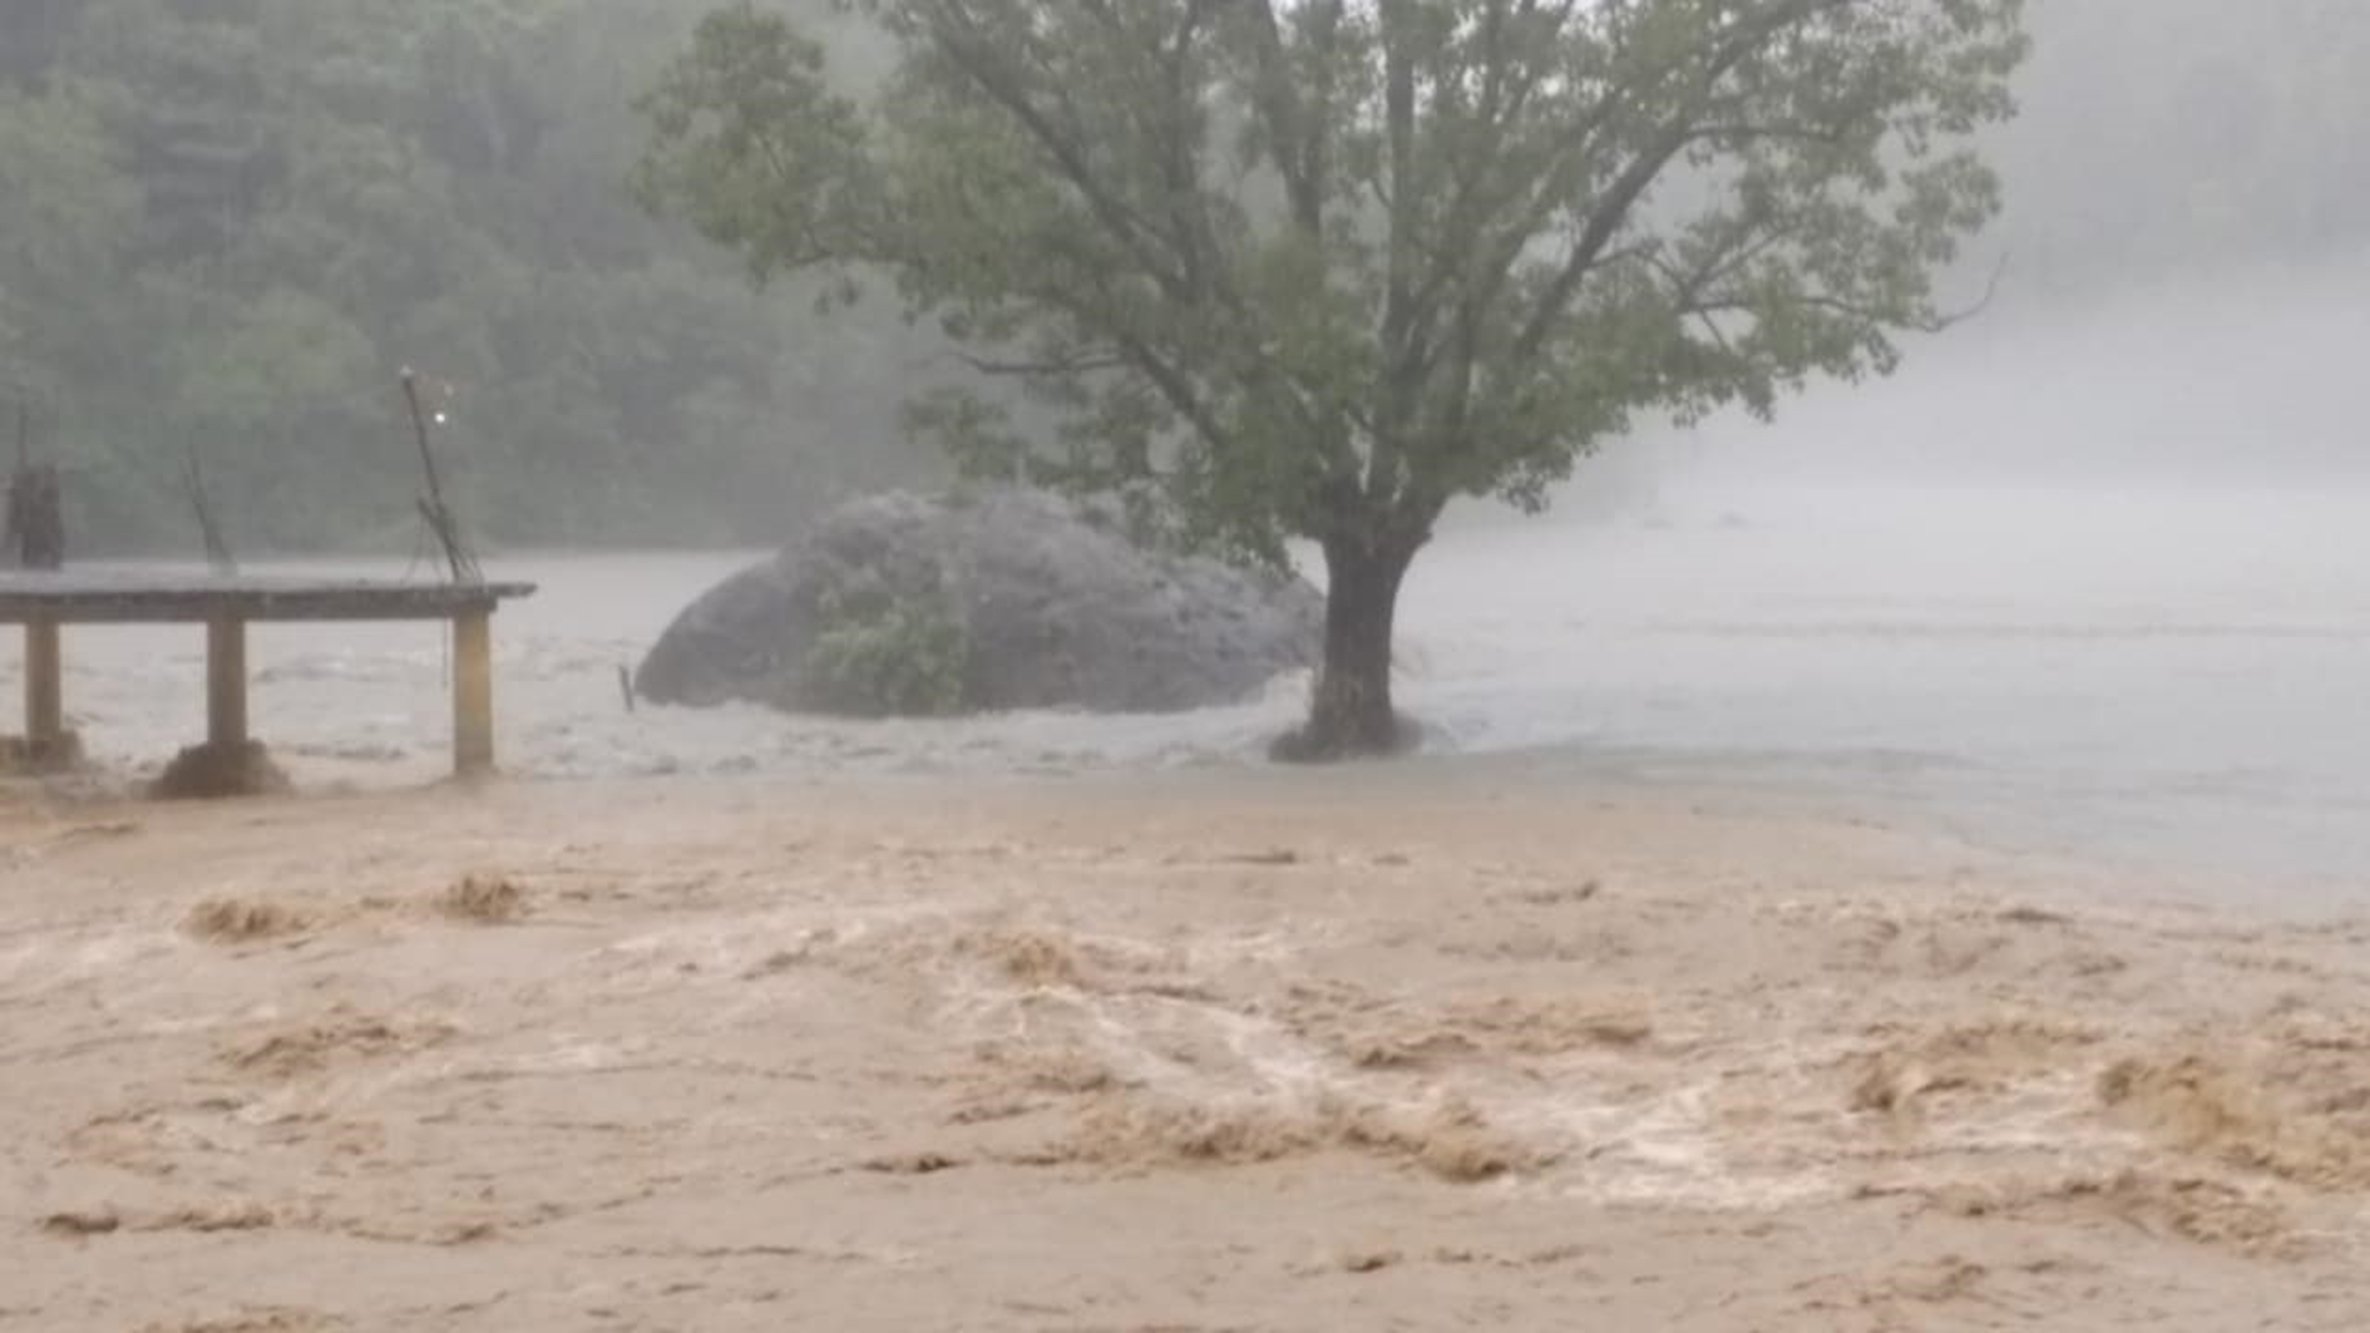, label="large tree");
[637,0,2027,757]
